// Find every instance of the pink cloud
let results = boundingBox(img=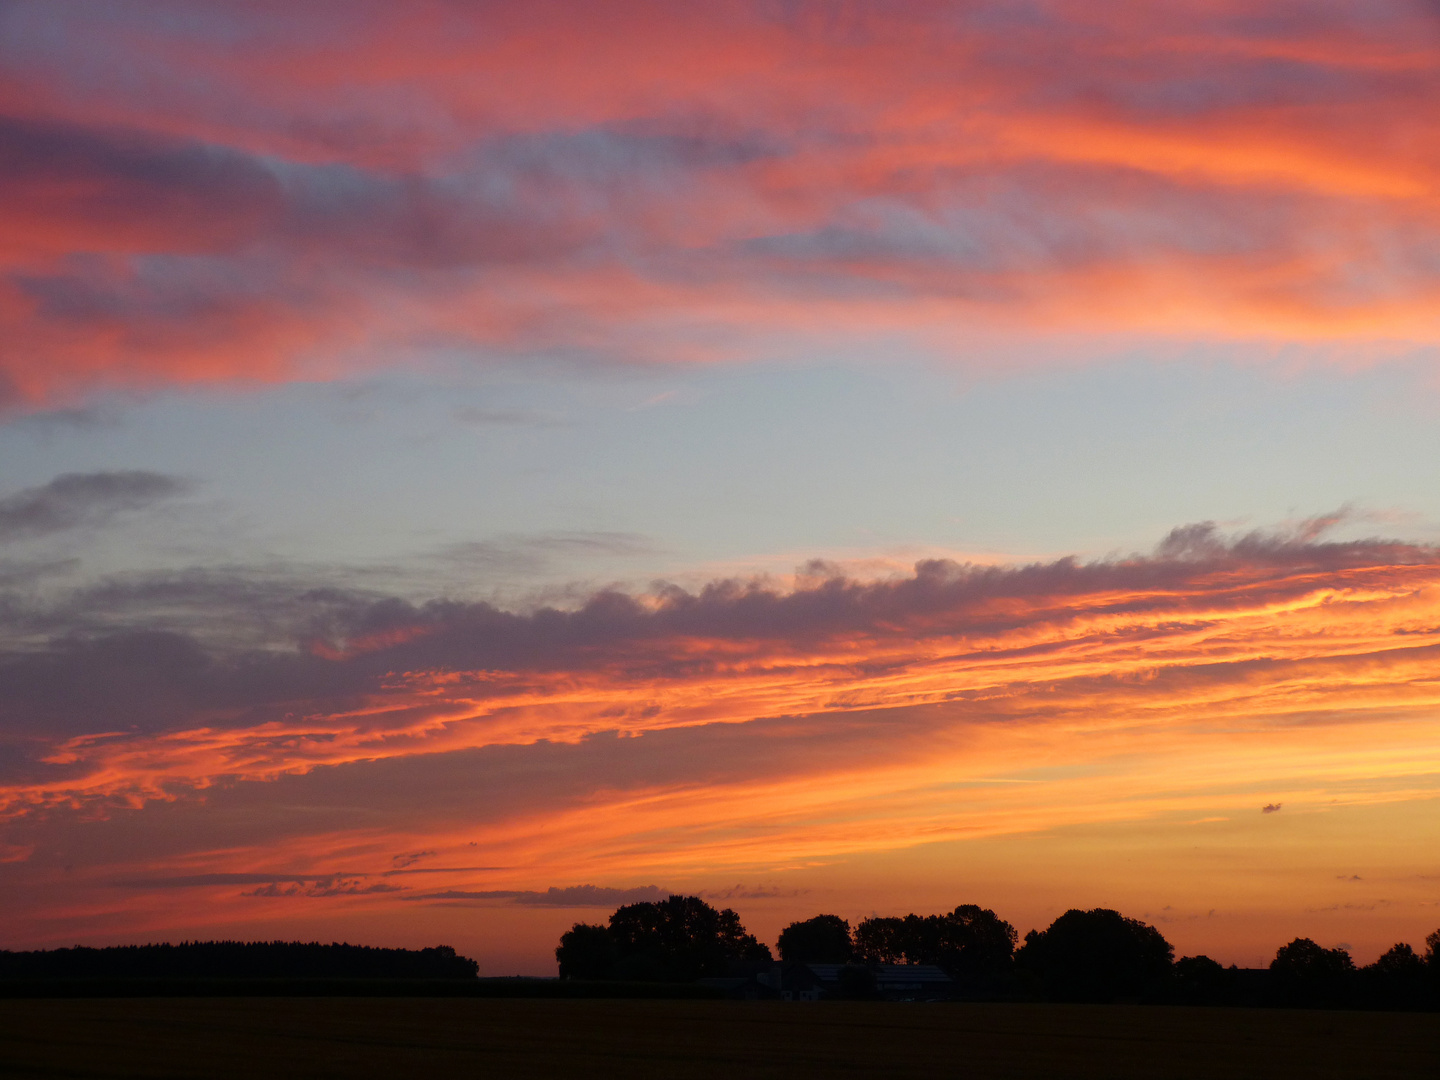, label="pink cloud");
[1,1,1438,406]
